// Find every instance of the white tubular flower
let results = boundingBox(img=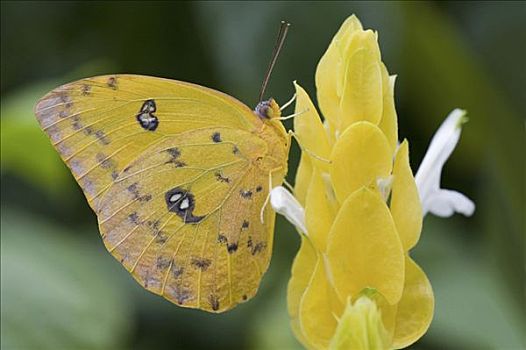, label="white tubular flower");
[415,109,475,217]
[269,186,307,234]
